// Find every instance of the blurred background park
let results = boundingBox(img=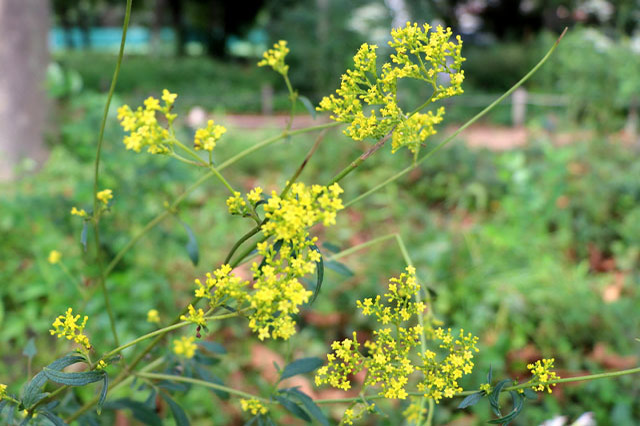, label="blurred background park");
[1,0,640,424]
